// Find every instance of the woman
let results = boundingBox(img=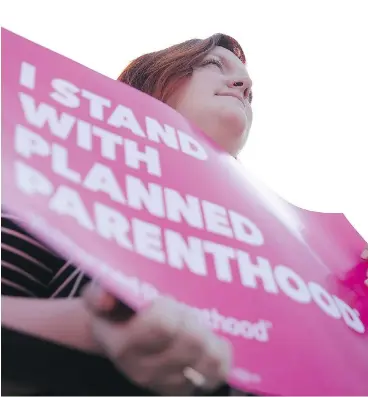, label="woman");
[2,33,253,396]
